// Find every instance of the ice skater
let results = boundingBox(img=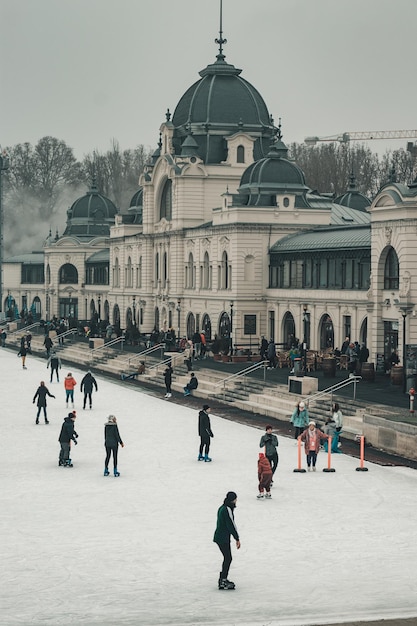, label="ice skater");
[17,343,28,369]
[213,491,241,590]
[198,404,213,461]
[257,452,273,499]
[259,424,279,483]
[163,363,173,398]
[47,351,62,382]
[300,420,329,471]
[290,400,309,439]
[33,381,55,424]
[58,412,78,467]
[104,415,124,477]
[80,370,98,409]
[64,372,77,408]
